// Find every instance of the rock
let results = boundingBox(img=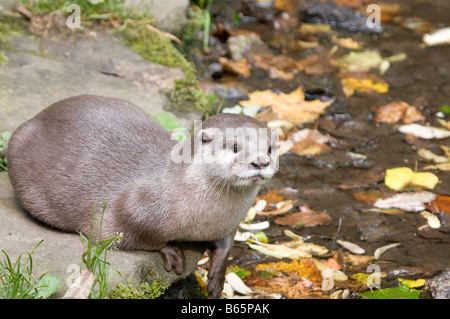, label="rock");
[422,269,450,299]
[299,0,383,33]
[0,35,201,132]
[125,0,189,32]
[0,0,19,12]
[0,173,203,298]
